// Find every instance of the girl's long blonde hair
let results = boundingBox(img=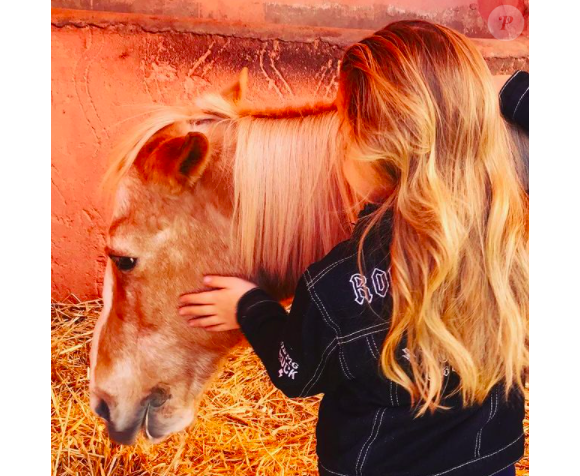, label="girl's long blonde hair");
[339,21,528,414]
